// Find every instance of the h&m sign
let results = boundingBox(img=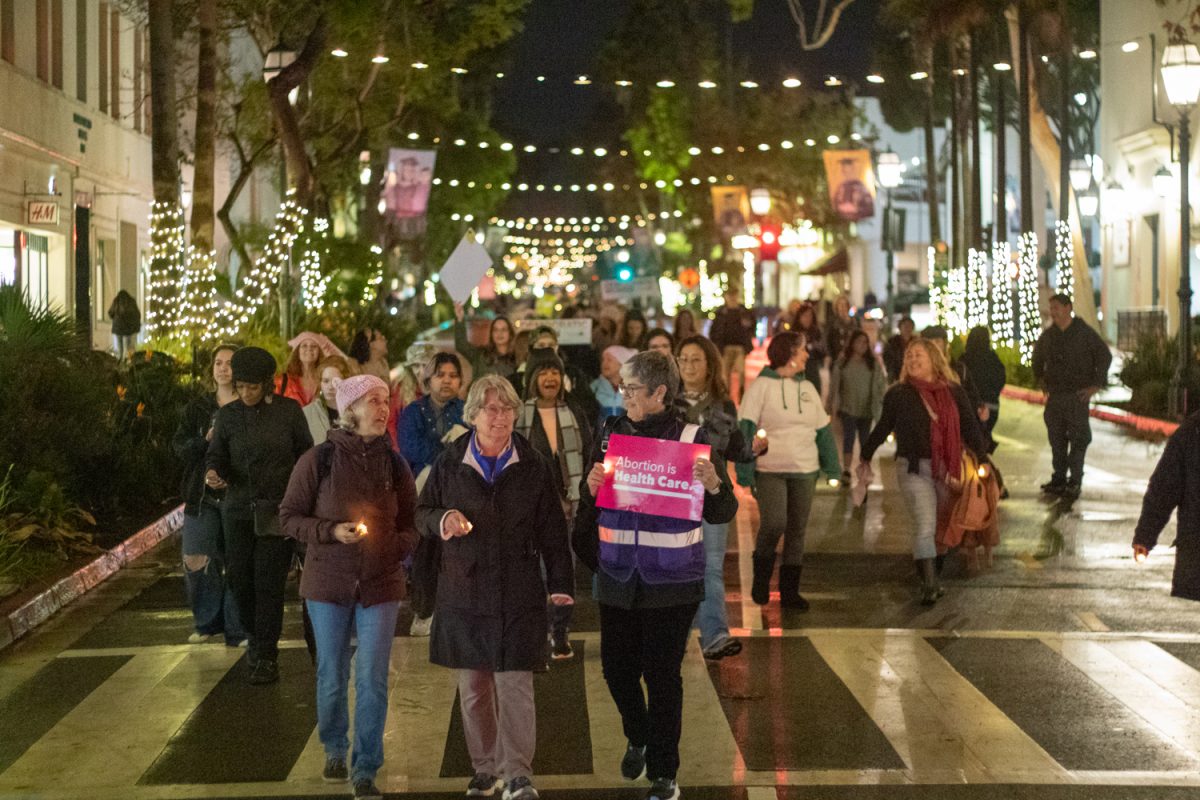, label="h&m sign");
[26,201,60,226]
